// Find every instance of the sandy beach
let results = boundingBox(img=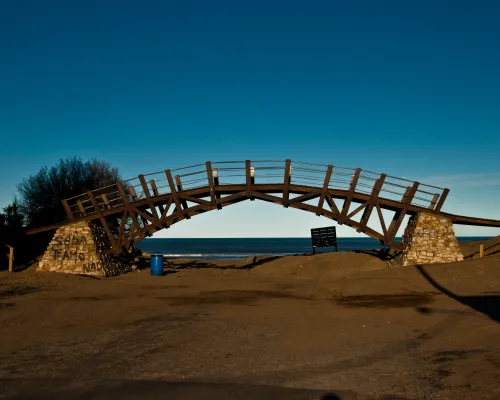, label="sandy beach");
[0,247,499,400]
